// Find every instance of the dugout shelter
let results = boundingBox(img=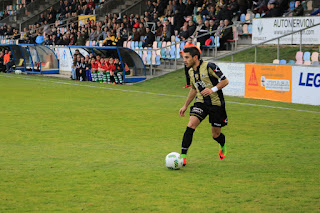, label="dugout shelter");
[56,46,147,83]
[0,44,59,74]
